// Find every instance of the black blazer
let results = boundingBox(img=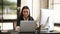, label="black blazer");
[17,16,34,26]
